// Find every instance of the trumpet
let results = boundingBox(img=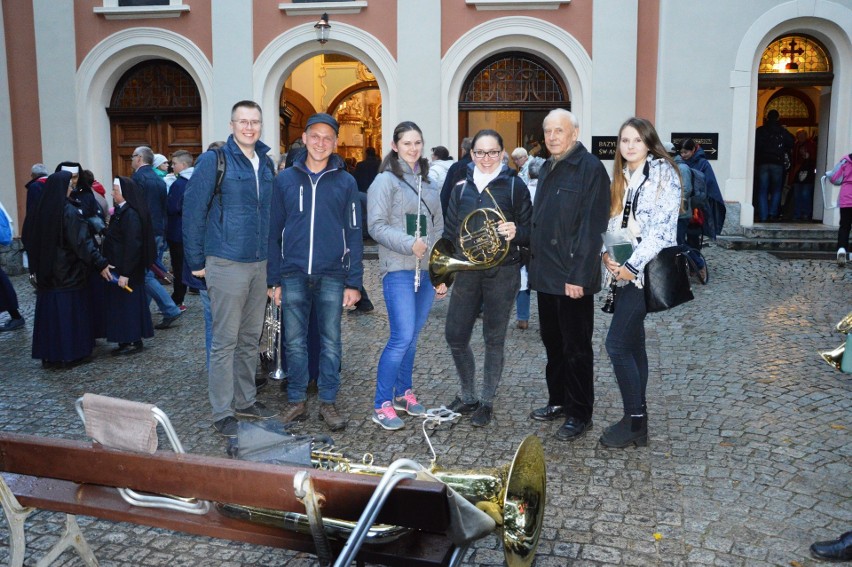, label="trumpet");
[261,294,285,381]
[218,435,546,567]
[428,187,510,288]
